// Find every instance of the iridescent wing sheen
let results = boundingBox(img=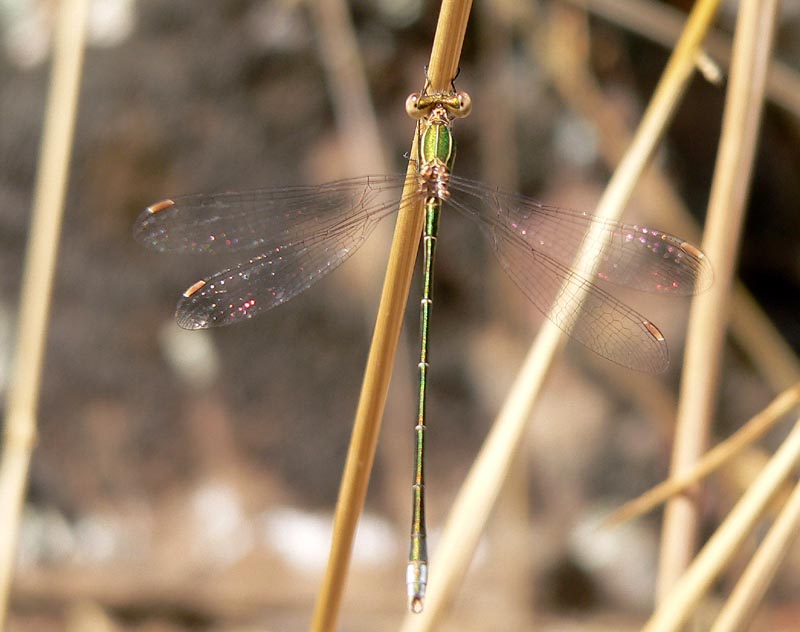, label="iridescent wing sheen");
[175,217,377,329]
[444,181,708,372]
[134,175,415,328]
[485,214,668,372]
[447,175,712,297]
[135,174,412,254]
